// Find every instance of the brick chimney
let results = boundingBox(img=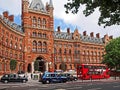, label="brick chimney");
[57,26,60,32]
[90,32,94,37]
[109,35,113,39]
[3,11,9,18]
[67,28,70,34]
[83,31,87,36]
[9,15,14,22]
[96,33,100,38]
